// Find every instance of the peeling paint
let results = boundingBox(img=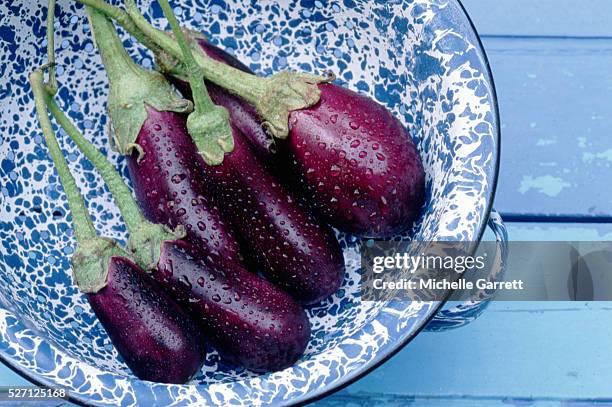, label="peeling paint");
[519,175,571,197]
[582,149,612,164]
